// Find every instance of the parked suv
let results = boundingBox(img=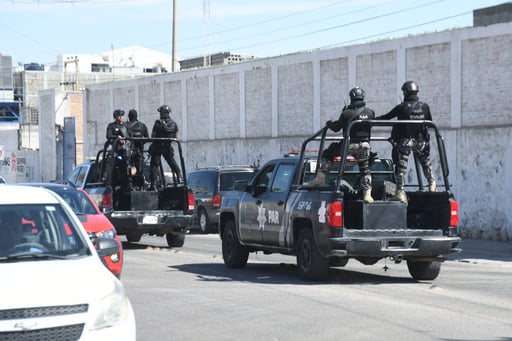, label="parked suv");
[188,166,256,233]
